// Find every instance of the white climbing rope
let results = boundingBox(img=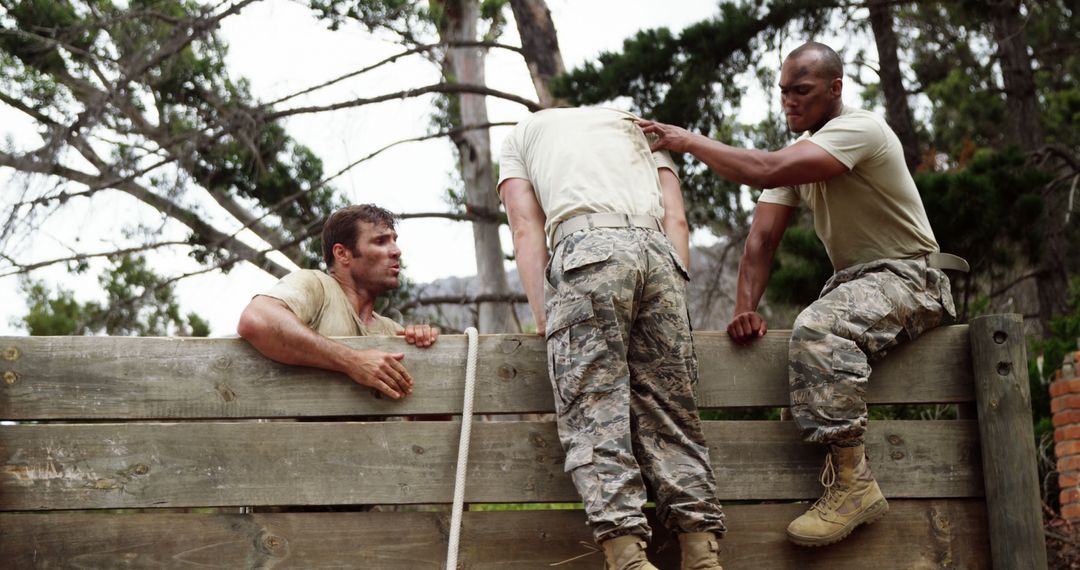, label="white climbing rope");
[446,326,479,570]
